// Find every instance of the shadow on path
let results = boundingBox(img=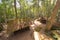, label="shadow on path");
[8,27,34,40]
